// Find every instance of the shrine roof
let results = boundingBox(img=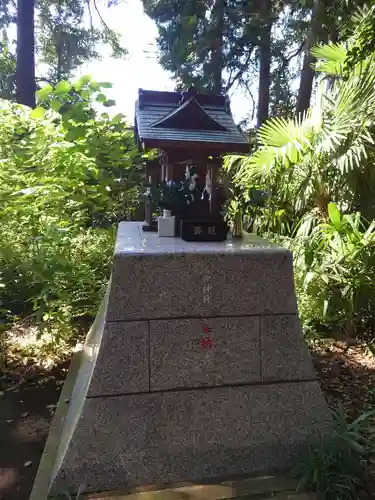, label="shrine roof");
[134,89,249,153]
